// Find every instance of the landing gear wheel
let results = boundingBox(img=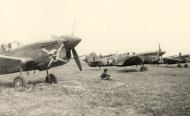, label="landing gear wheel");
[140,66,148,72]
[177,64,182,68]
[184,64,188,68]
[13,76,28,87]
[45,74,57,84]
